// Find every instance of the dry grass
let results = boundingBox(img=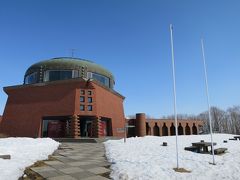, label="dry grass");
[100,171,111,178]
[19,154,60,179]
[45,155,57,161]
[19,161,46,180]
[20,169,44,180]
[173,167,191,173]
